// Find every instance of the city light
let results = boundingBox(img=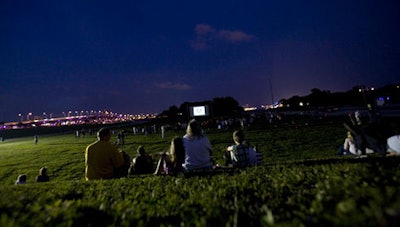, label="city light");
[1,110,158,130]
